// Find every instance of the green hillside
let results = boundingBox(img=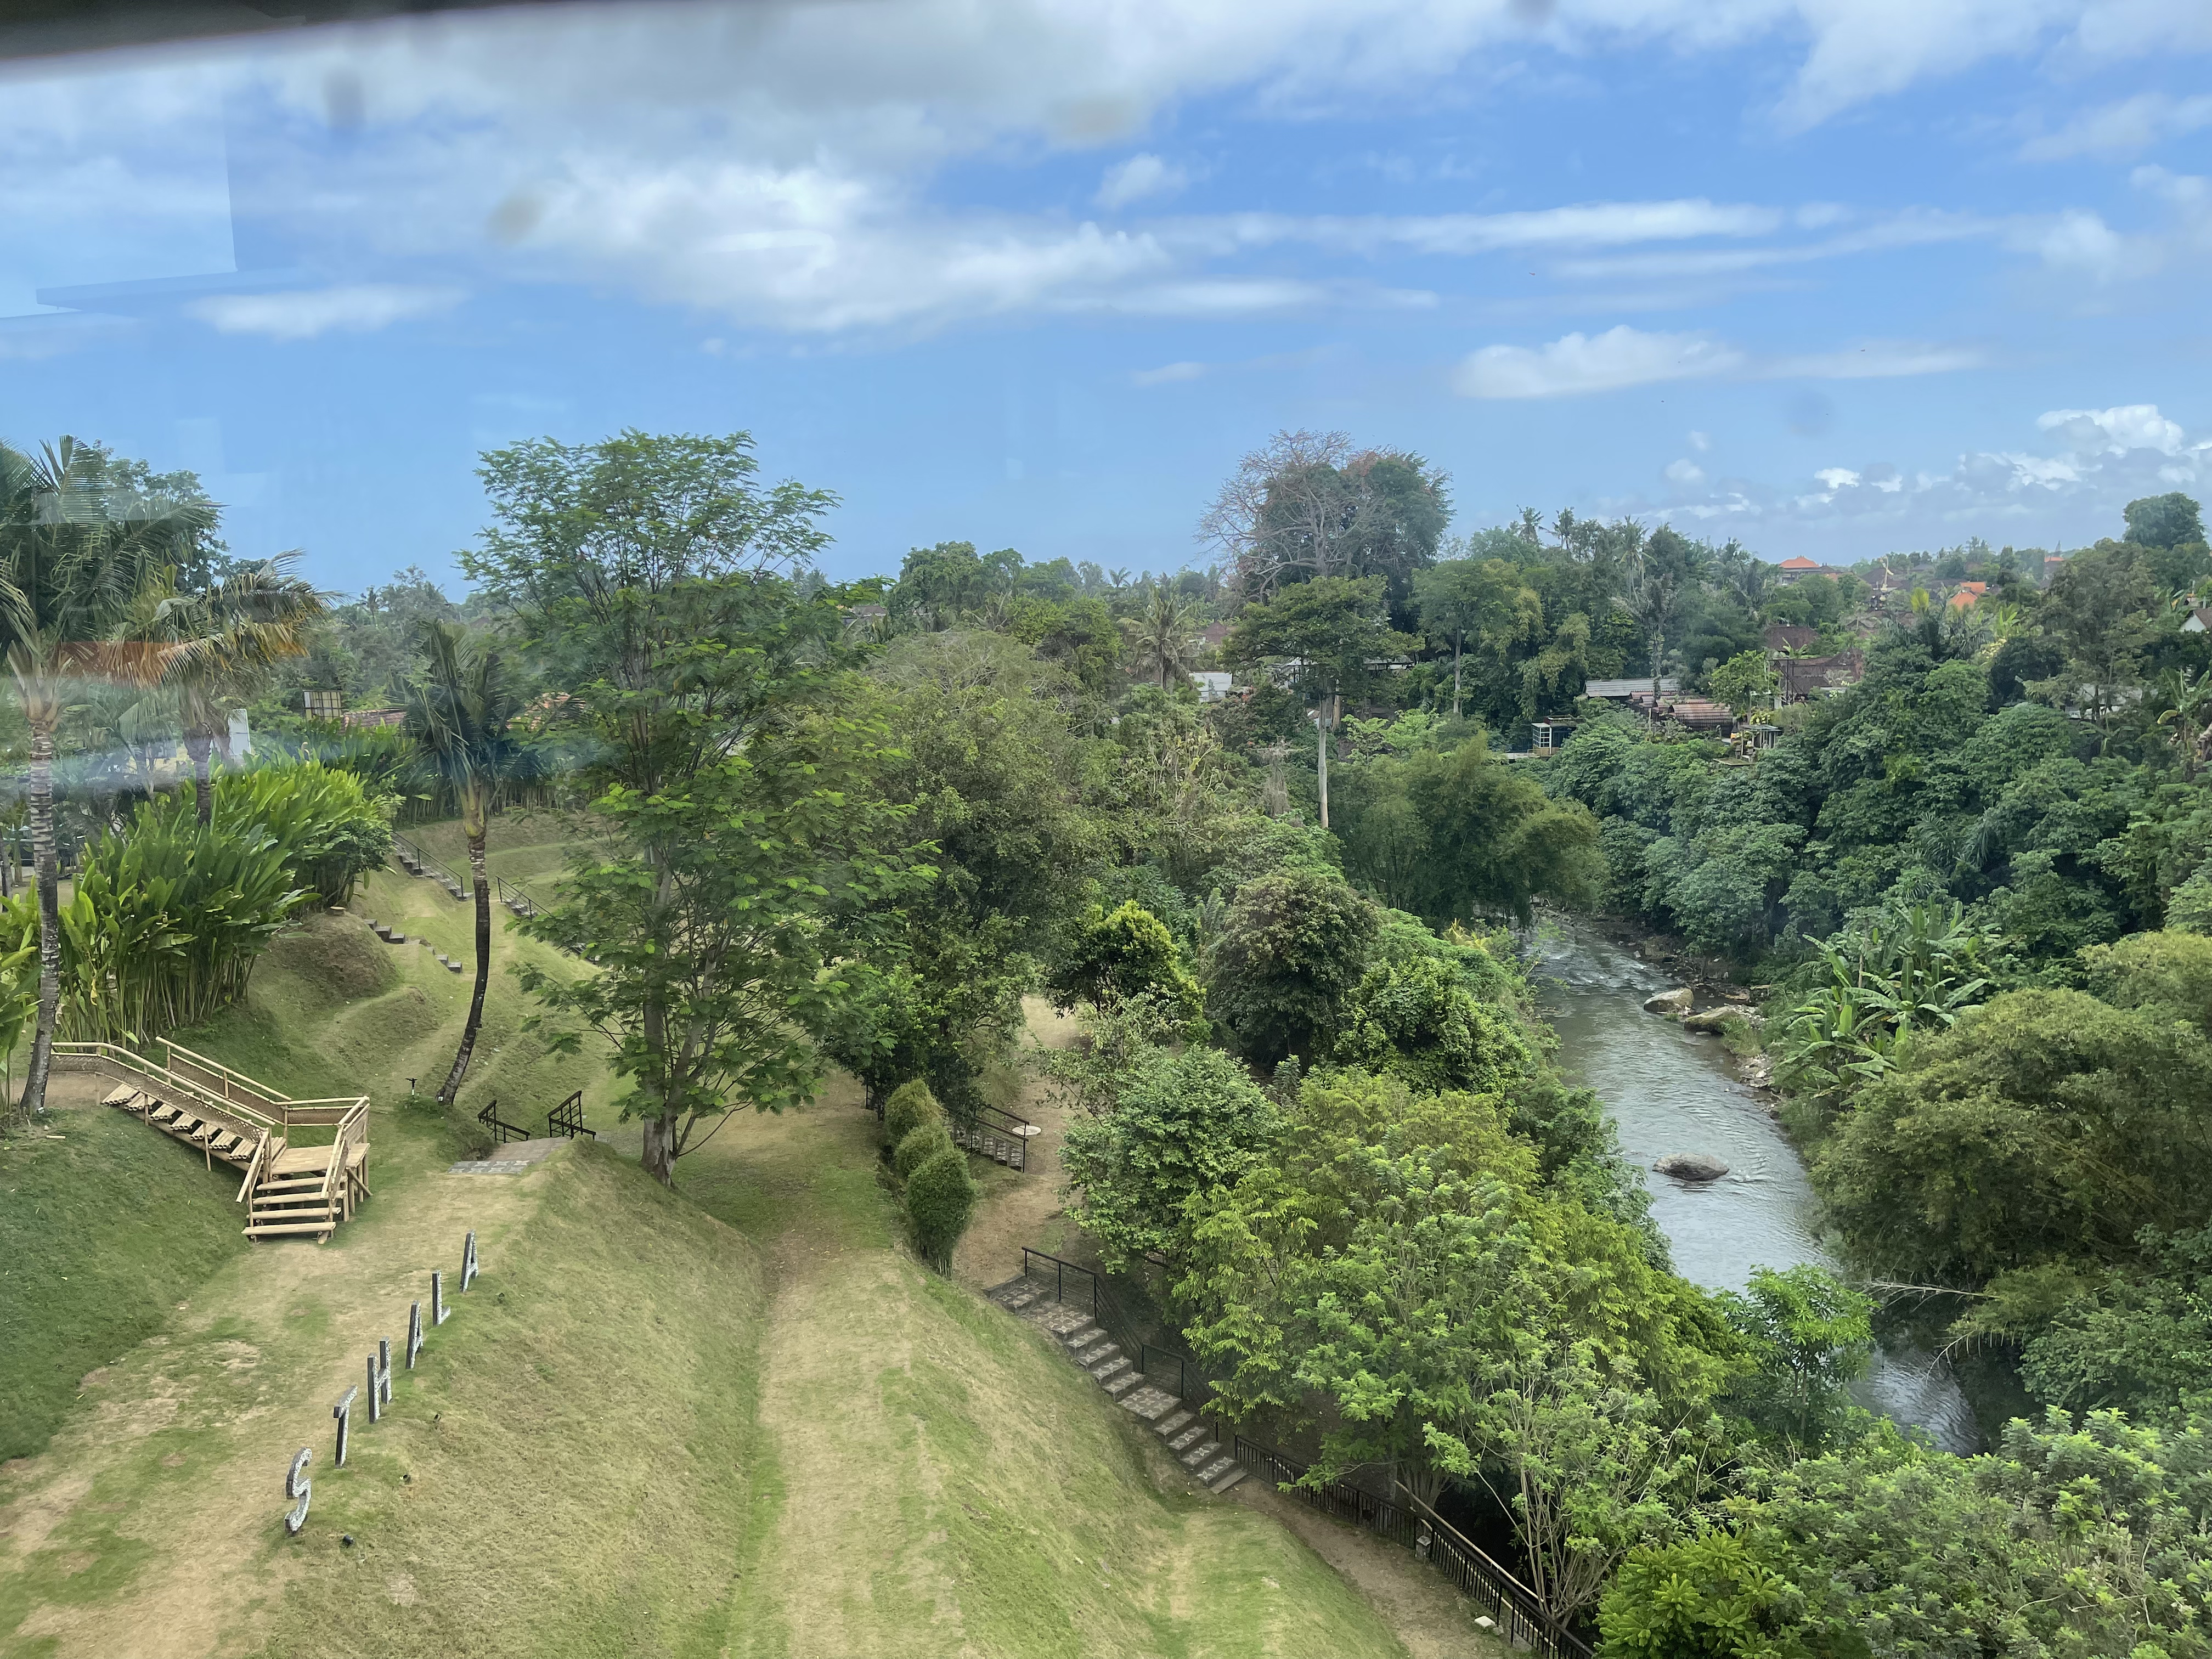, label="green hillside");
[0,845,1458,1659]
